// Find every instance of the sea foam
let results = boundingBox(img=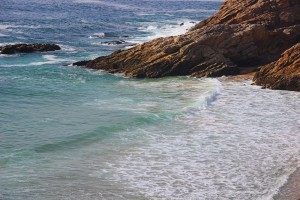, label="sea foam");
[103,80,300,200]
[132,19,196,42]
[89,32,106,38]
